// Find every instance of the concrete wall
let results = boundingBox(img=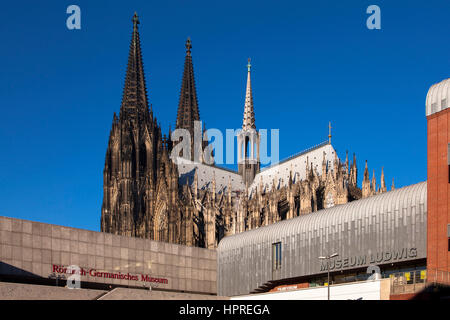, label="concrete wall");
[0,282,228,300]
[0,216,217,294]
[380,278,391,300]
[0,282,106,300]
[98,287,228,300]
